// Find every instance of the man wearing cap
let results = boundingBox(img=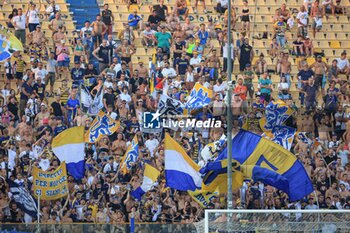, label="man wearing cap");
[336,51,350,76]
[71,61,86,87]
[190,51,201,68]
[128,9,143,29]
[310,55,328,92]
[28,25,48,46]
